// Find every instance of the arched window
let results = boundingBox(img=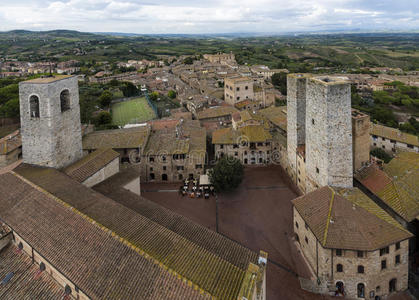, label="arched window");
[357,283,365,298]
[358,265,365,274]
[60,90,70,112]
[336,264,343,272]
[29,95,40,118]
